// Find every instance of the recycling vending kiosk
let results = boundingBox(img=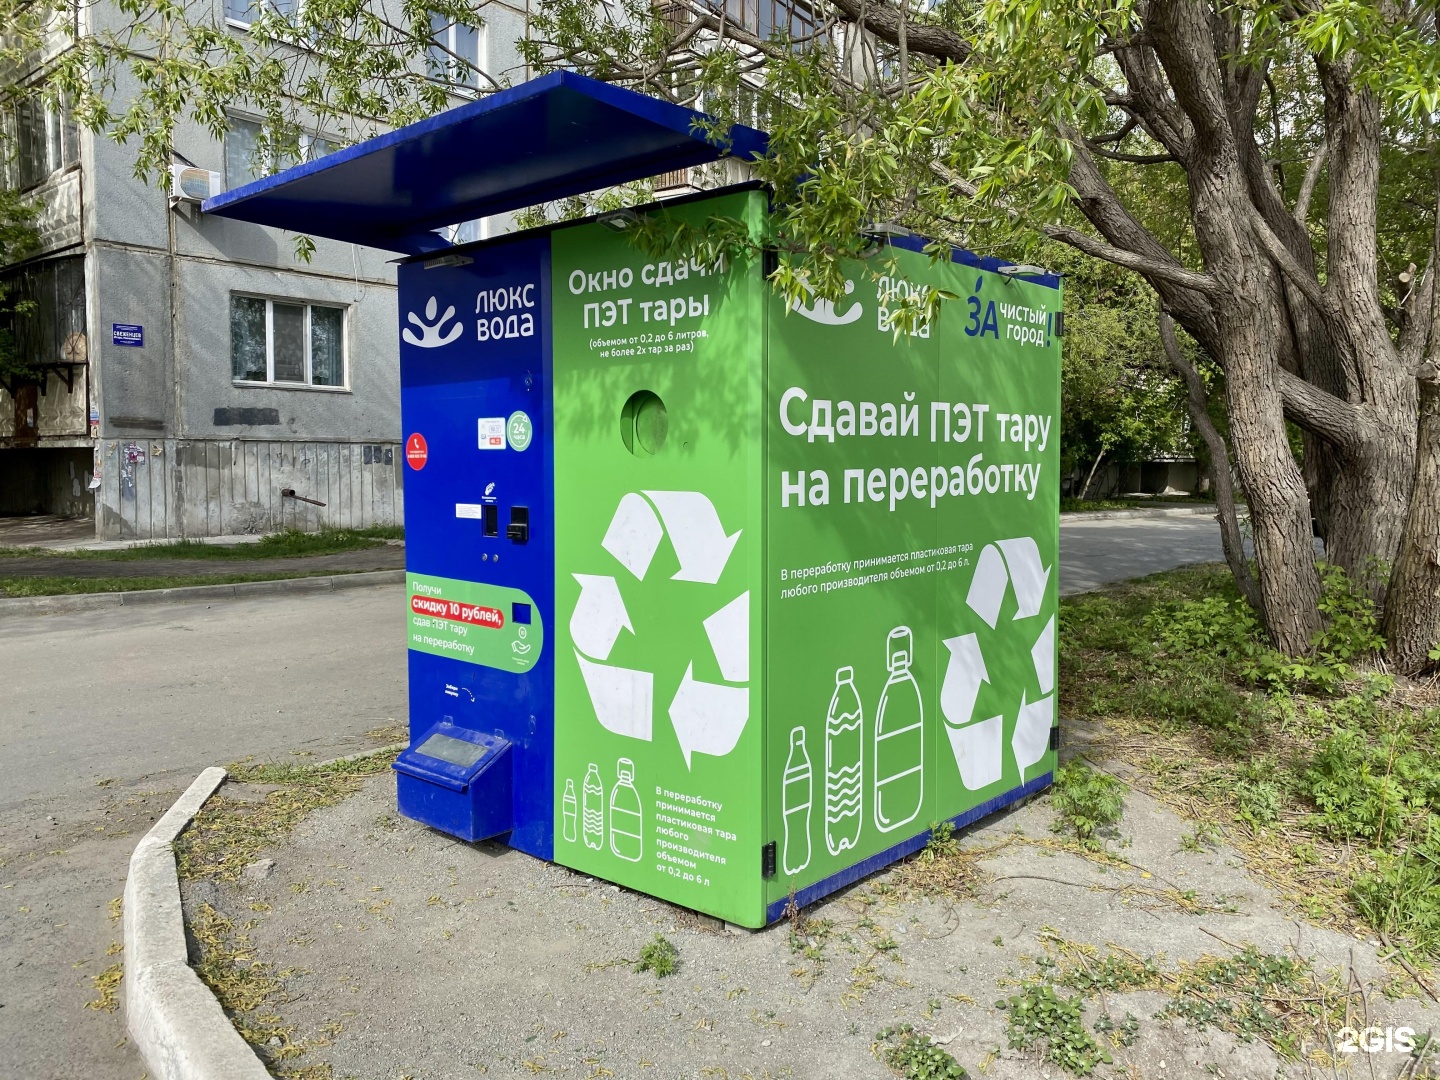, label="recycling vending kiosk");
[205,74,1061,927]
